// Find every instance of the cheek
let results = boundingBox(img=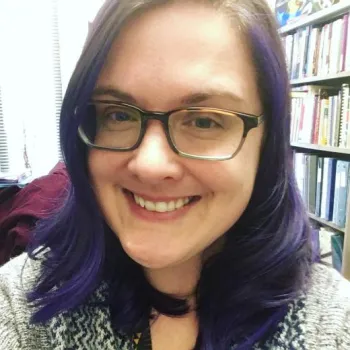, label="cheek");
[88,150,107,181]
[196,129,263,208]
[87,151,125,227]
[199,149,261,195]
[87,150,124,184]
